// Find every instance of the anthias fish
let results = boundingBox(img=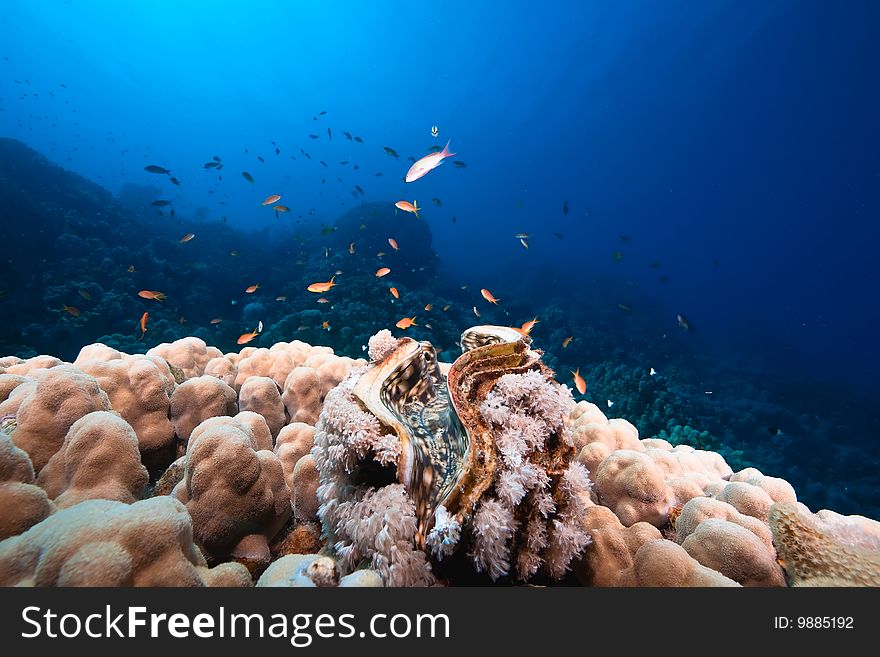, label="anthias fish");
[405,140,455,182]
